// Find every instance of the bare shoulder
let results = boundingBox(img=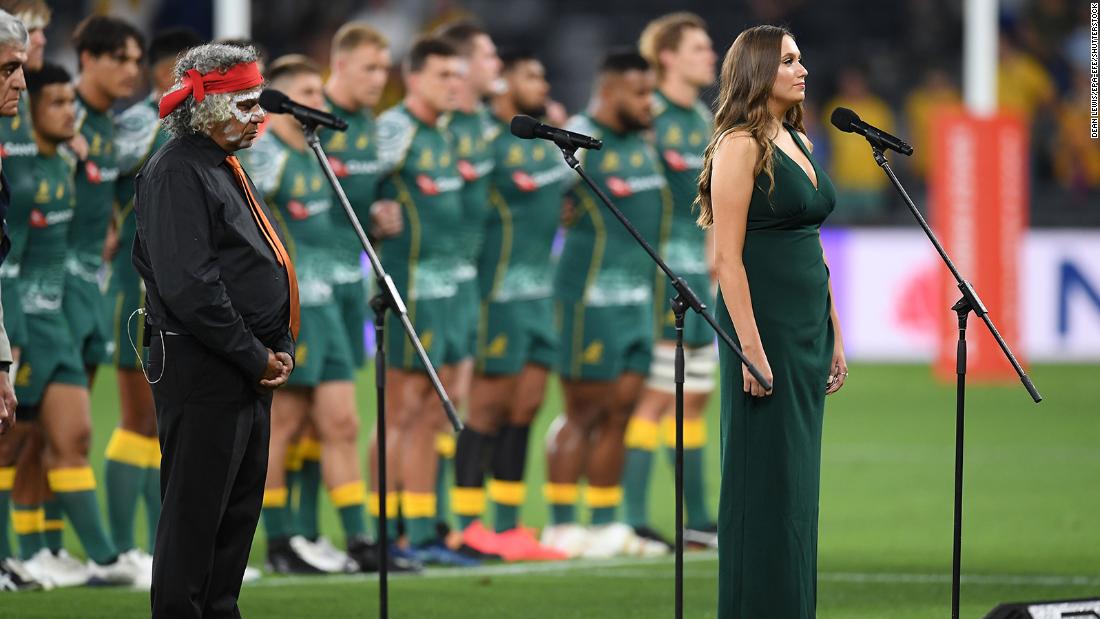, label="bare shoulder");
[713,130,758,172]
